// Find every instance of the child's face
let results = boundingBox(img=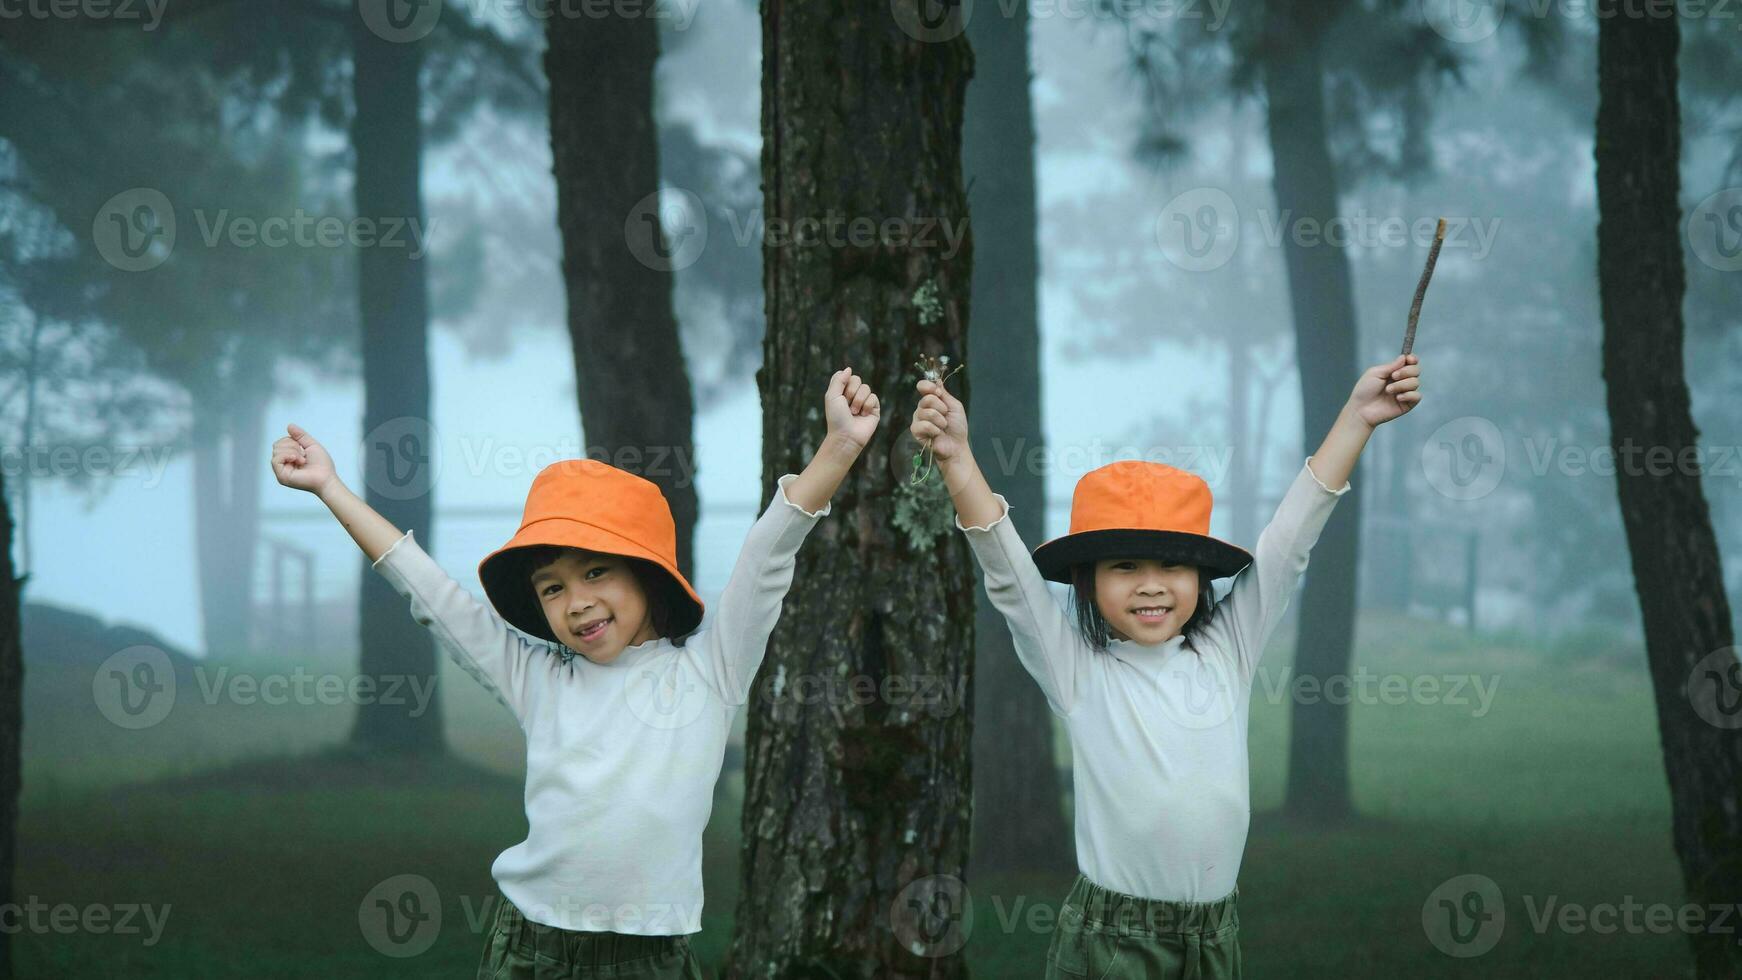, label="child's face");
[530,549,660,664]
[1093,557,1198,645]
